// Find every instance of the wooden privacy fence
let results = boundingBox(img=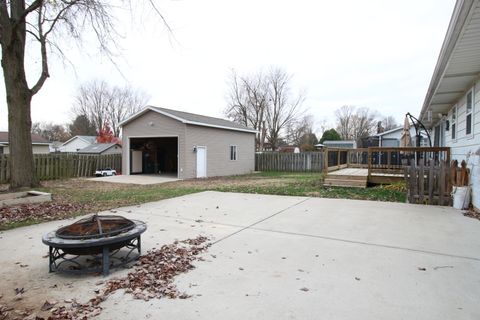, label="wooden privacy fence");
[0,153,122,183]
[404,160,452,206]
[255,152,324,172]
